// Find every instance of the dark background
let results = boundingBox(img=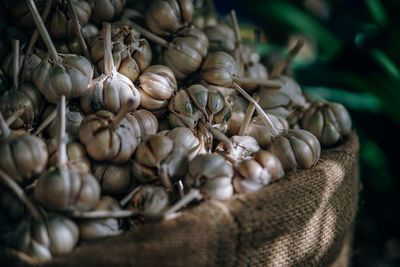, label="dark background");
[212,0,400,266]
